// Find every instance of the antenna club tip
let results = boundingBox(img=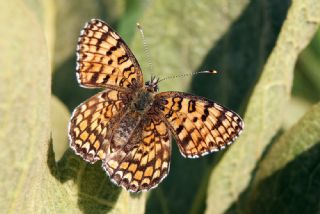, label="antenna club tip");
[136,23,142,30]
[210,70,218,74]
[204,70,218,74]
